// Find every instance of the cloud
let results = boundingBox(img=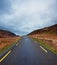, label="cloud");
[0,0,57,35]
